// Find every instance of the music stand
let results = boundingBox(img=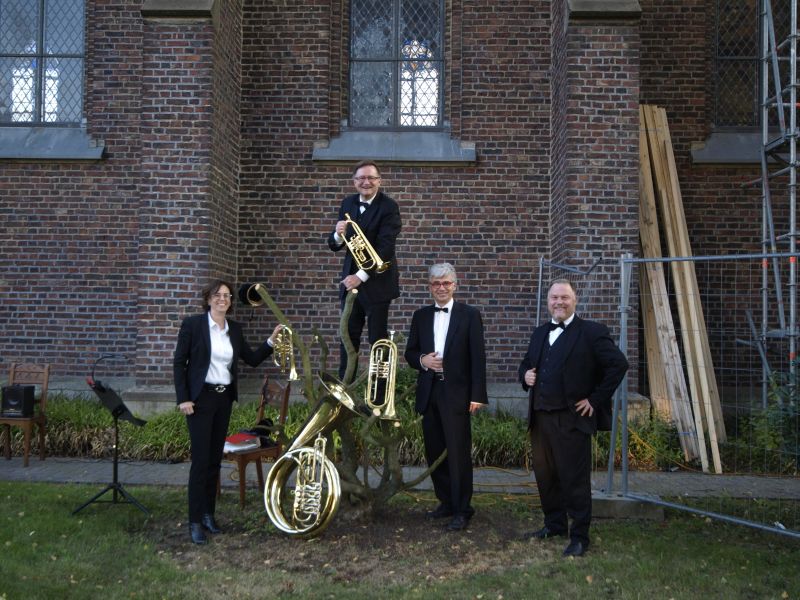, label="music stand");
[73,355,149,516]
